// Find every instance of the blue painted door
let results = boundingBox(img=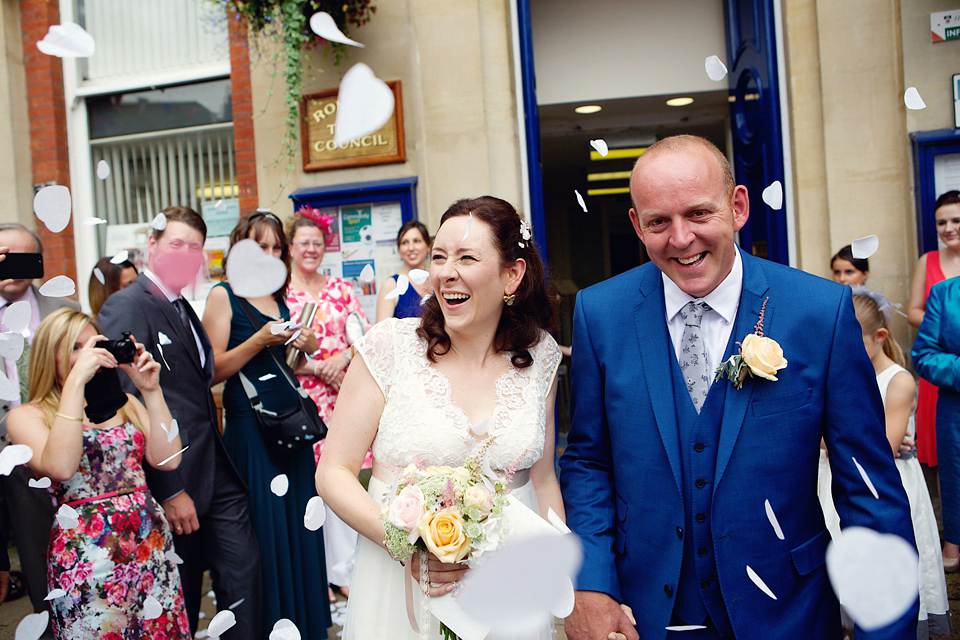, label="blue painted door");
[724,0,788,264]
